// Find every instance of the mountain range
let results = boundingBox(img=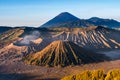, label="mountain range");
[40,12,120,28]
[0,12,120,79]
[0,26,120,61]
[0,12,120,35]
[0,26,119,68]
